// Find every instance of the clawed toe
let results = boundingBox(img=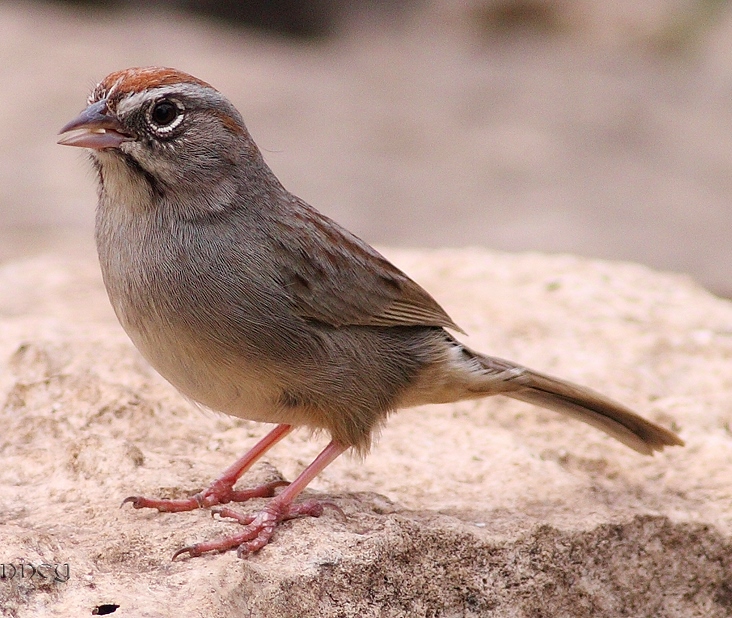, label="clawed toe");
[173,498,339,560]
[211,506,255,525]
[227,480,289,503]
[121,479,289,514]
[121,494,201,512]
